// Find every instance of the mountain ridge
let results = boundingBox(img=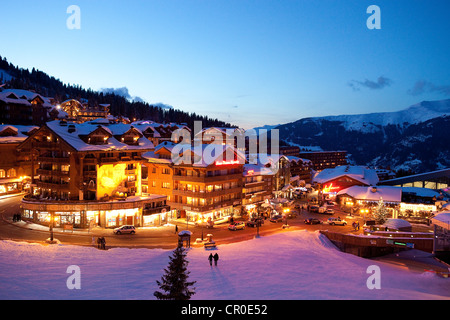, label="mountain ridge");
[277,99,450,173]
